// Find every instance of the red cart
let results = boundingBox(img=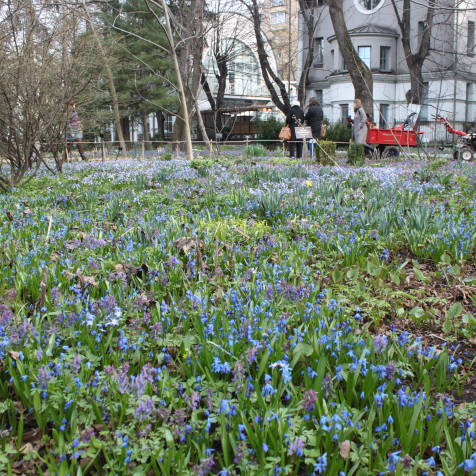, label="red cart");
[366,113,424,159]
